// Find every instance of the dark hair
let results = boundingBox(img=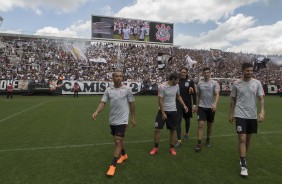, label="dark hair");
[202,67,210,73]
[168,72,179,80]
[179,67,188,72]
[242,62,253,71]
